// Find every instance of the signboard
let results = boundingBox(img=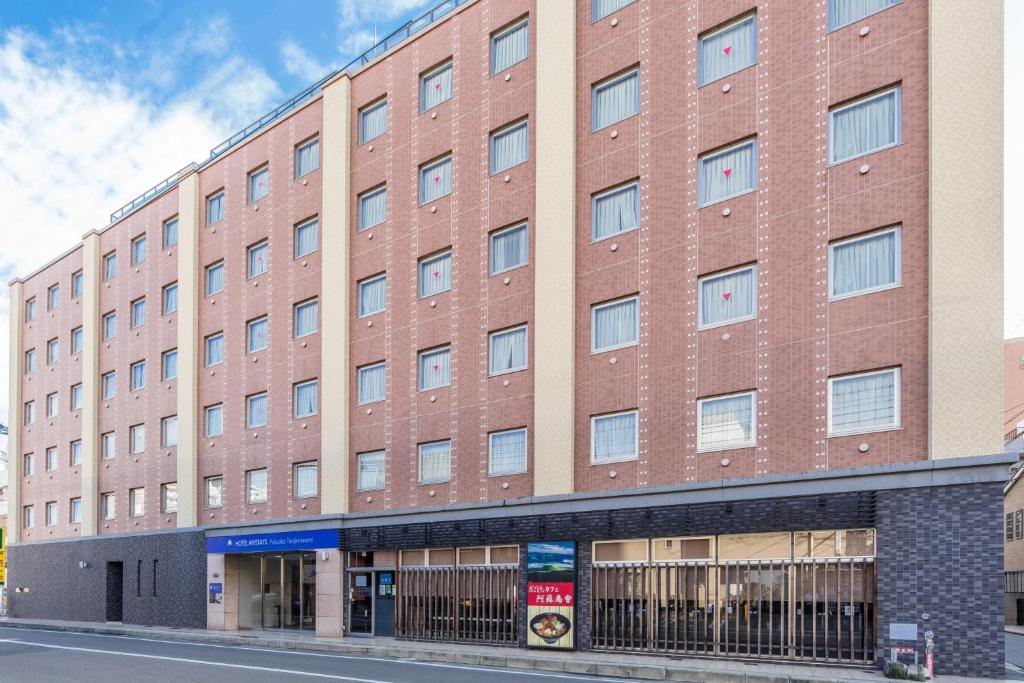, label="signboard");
[208,582,223,604]
[526,541,576,650]
[206,529,338,554]
[890,623,918,641]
